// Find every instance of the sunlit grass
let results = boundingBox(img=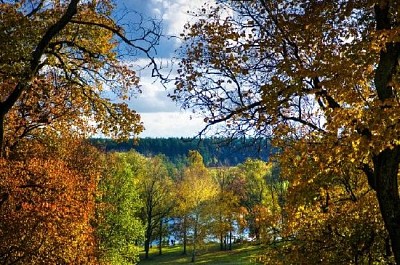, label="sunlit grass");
[138,243,263,264]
